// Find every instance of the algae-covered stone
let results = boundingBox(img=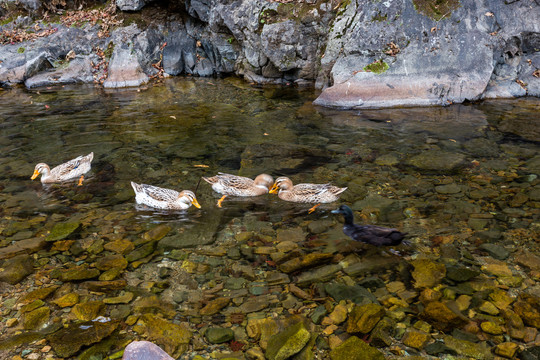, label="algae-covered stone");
[324,283,377,304]
[199,297,230,316]
[18,285,58,304]
[266,322,311,360]
[53,292,79,308]
[494,342,519,358]
[446,265,480,282]
[411,259,446,288]
[104,291,134,305]
[95,254,128,271]
[46,222,81,241]
[141,224,172,244]
[329,335,385,360]
[205,327,234,344]
[133,313,192,357]
[346,303,385,334]
[407,150,465,172]
[481,321,504,335]
[489,289,514,310]
[479,301,500,315]
[514,294,540,328]
[0,254,34,284]
[72,301,105,321]
[53,265,100,282]
[47,320,119,358]
[402,329,431,350]
[421,301,467,331]
[441,335,493,360]
[22,306,50,330]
